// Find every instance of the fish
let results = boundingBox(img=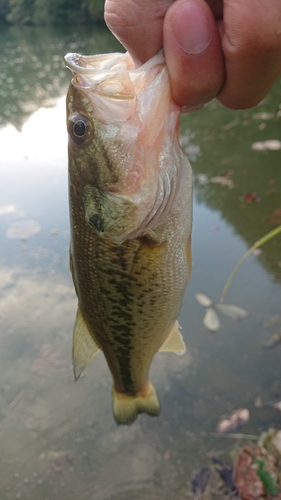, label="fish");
[64,50,193,425]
